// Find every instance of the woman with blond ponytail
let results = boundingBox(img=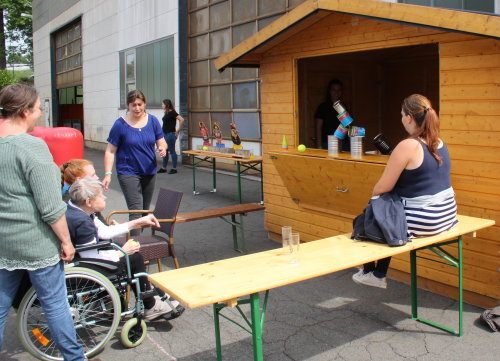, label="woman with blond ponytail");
[353,94,458,289]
